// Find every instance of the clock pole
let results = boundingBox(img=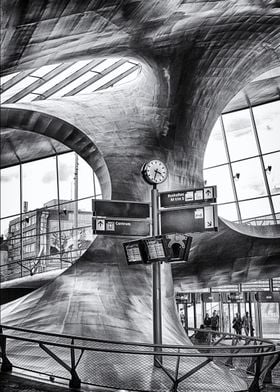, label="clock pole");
[141,159,167,366]
[151,183,162,366]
